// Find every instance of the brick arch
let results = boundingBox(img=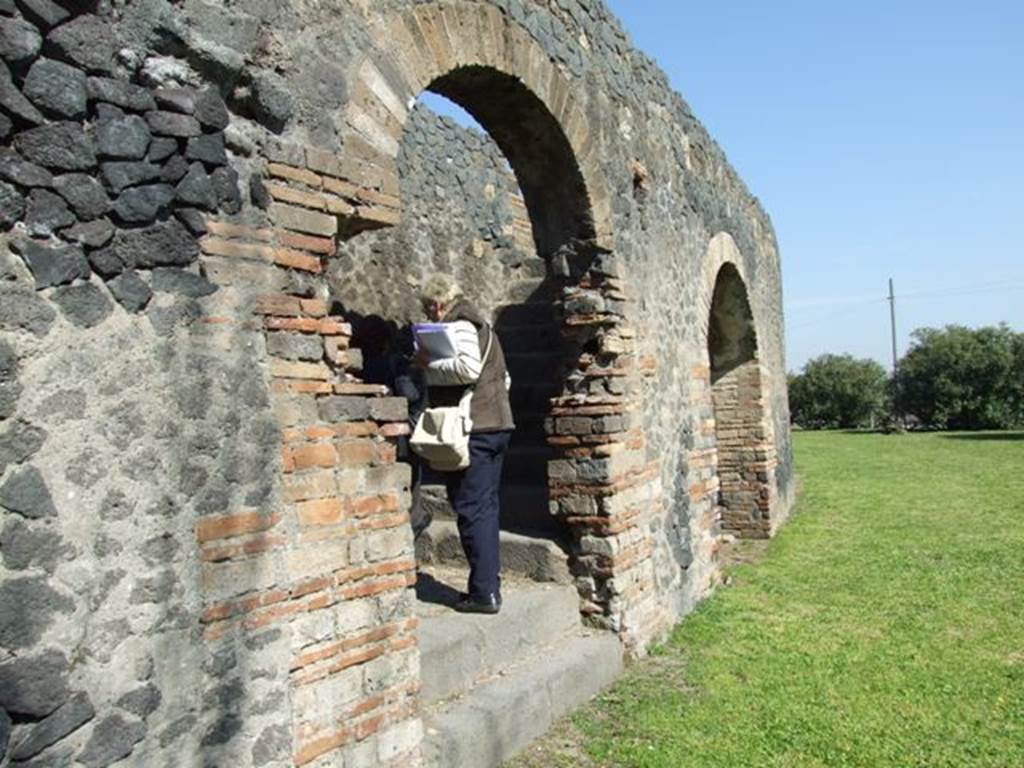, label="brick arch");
[340,0,614,253]
[696,233,780,539]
